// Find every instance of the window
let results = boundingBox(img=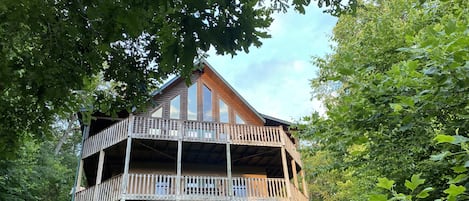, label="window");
[202,85,212,121]
[170,95,180,119]
[235,114,245,124]
[155,181,170,195]
[233,184,247,197]
[187,83,197,120]
[151,107,162,118]
[219,99,229,123]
